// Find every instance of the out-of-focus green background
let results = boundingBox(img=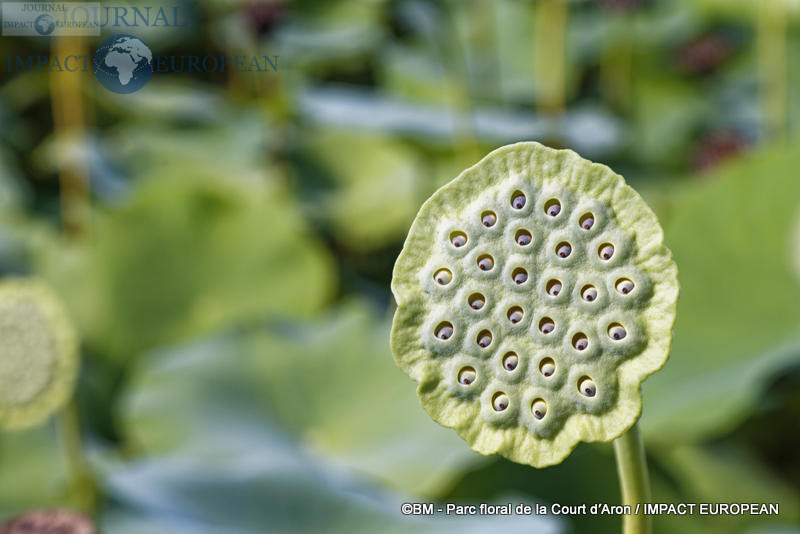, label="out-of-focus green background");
[1,0,799,532]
